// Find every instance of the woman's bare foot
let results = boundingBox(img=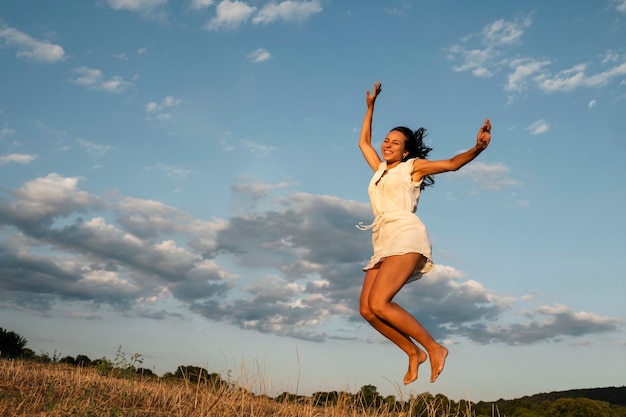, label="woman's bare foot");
[404,348,427,385]
[429,344,448,383]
